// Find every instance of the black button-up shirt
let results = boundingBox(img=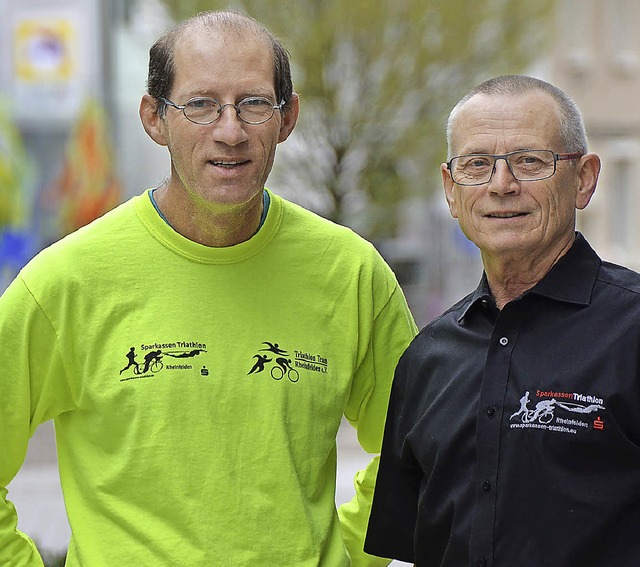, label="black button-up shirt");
[365,234,640,566]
